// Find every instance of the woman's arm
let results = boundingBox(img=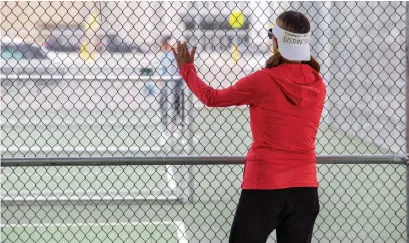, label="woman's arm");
[180,63,265,107]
